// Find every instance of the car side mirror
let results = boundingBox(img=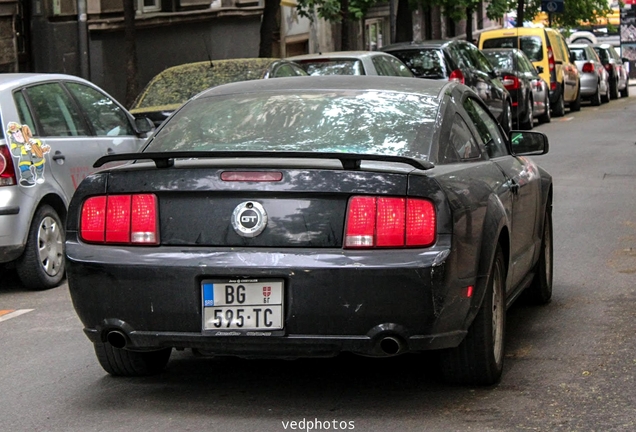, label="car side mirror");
[509,131,549,156]
[134,117,155,136]
[535,65,544,74]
